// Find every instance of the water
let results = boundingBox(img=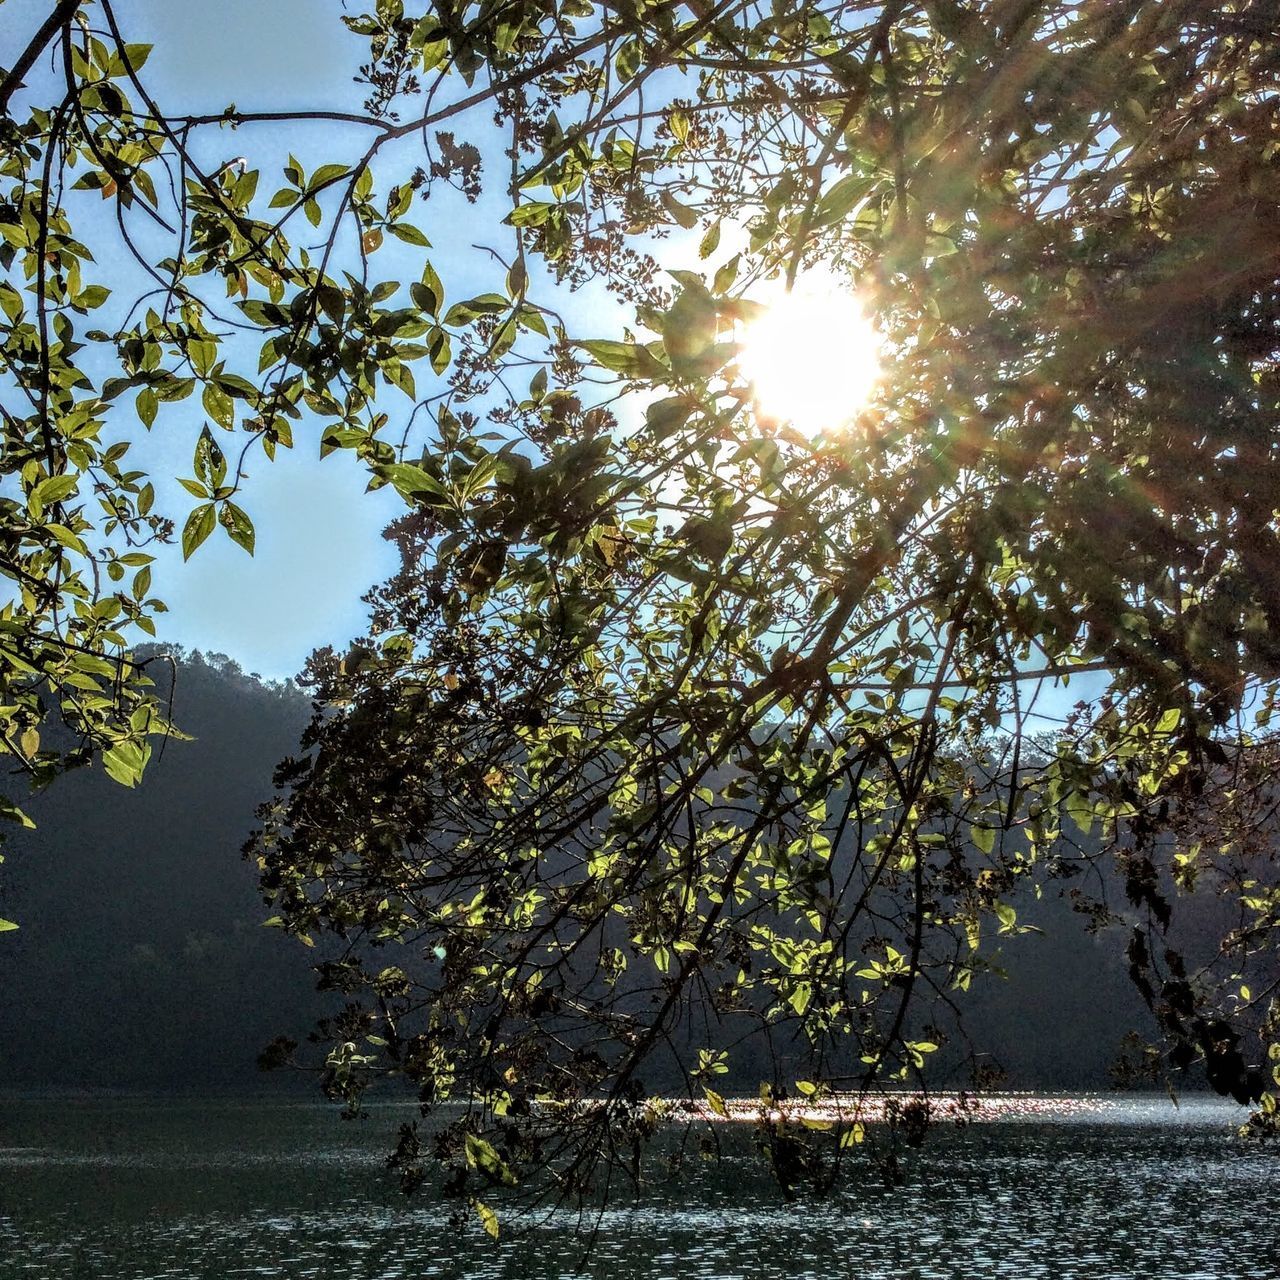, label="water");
[1,1095,1276,1278]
